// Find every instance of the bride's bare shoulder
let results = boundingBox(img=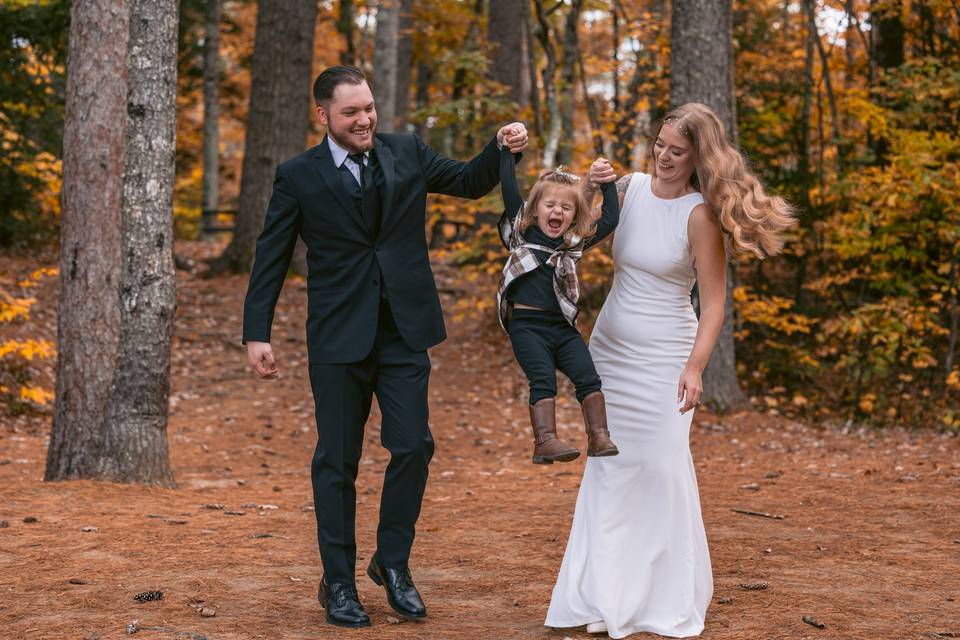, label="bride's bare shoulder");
[615,172,649,196]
